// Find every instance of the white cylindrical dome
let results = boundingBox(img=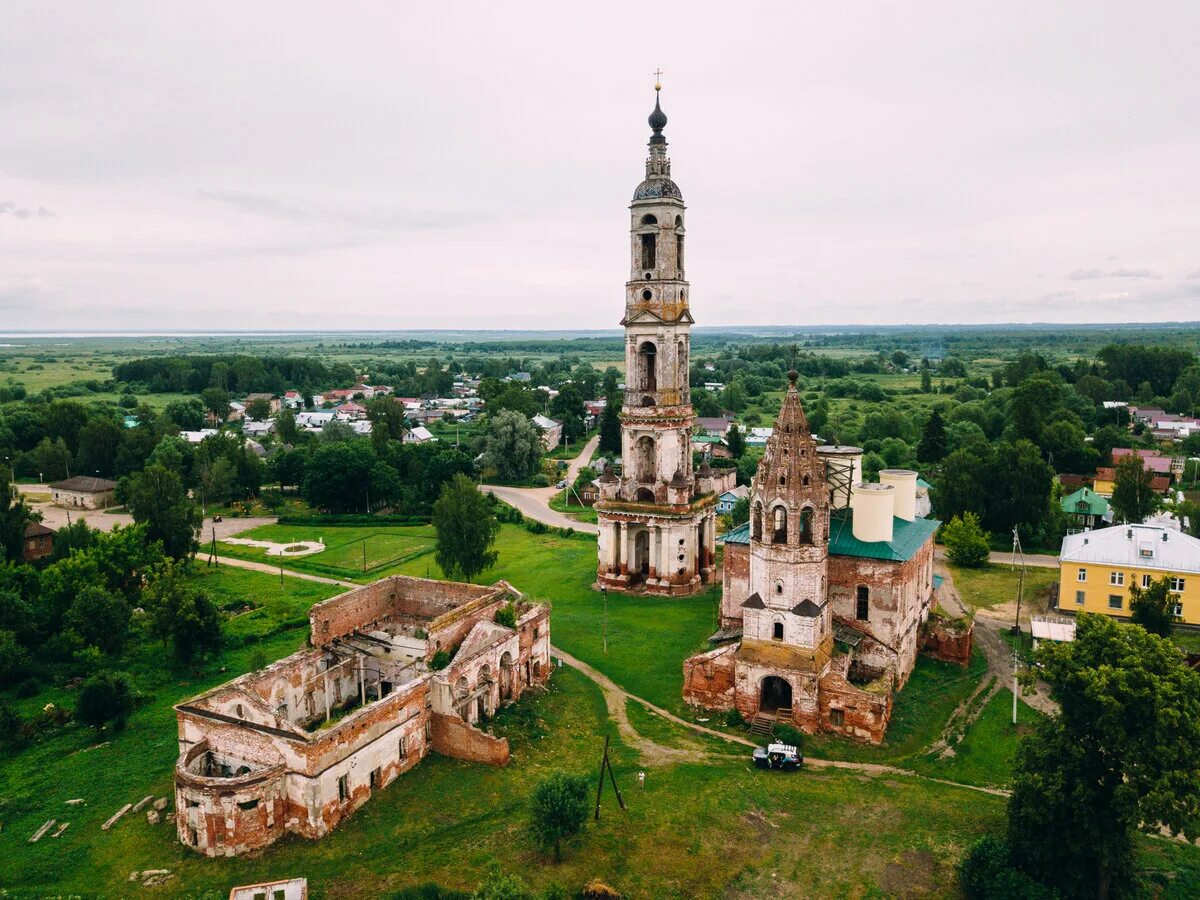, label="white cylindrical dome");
[851,483,895,543]
[817,445,864,510]
[878,469,918,521]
